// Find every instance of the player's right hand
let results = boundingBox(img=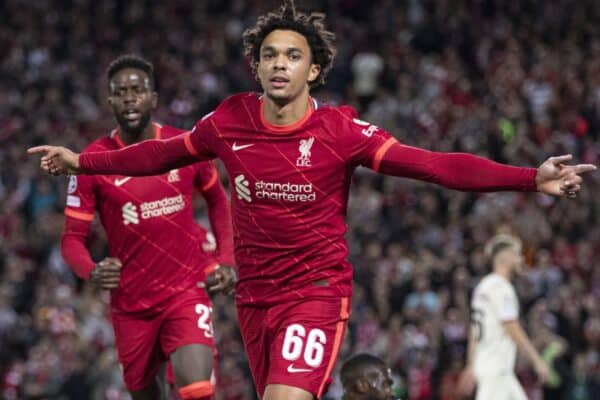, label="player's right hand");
[90,257,122,290]
[204,264,236,295]
[457,367,476,397]
[27,145,81,176]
